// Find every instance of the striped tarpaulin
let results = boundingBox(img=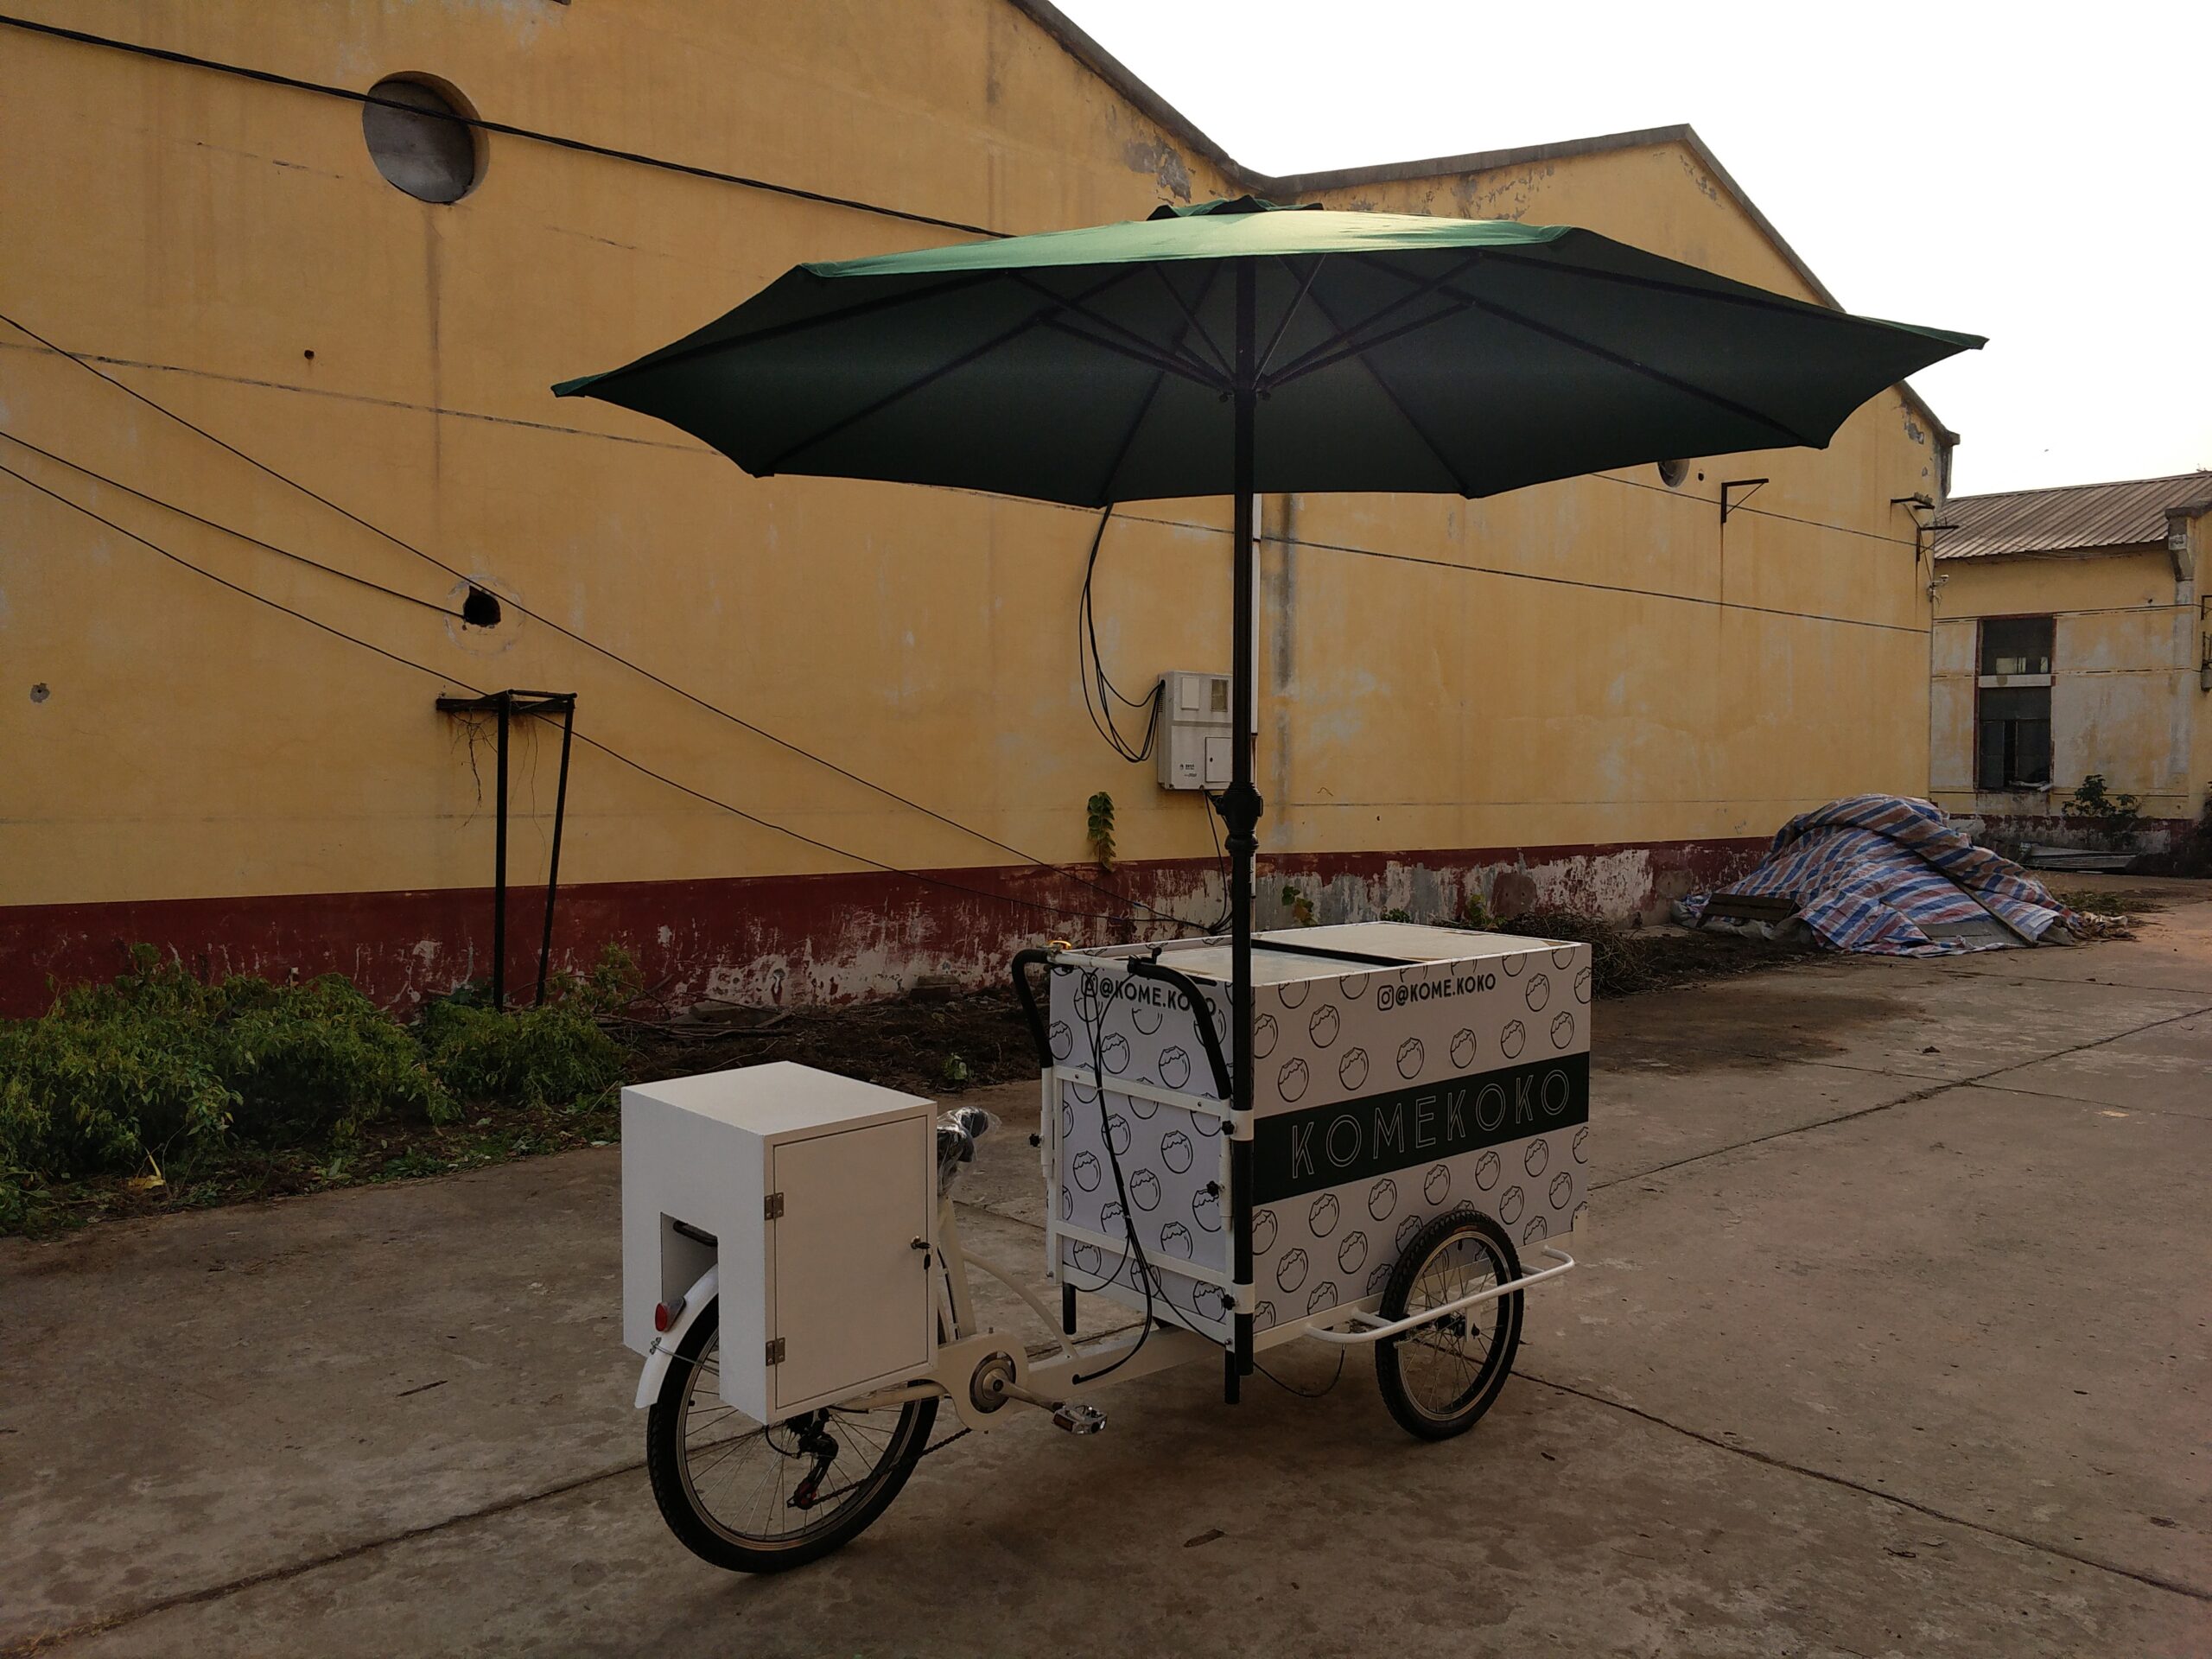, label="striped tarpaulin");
[1681,794,2074,956]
